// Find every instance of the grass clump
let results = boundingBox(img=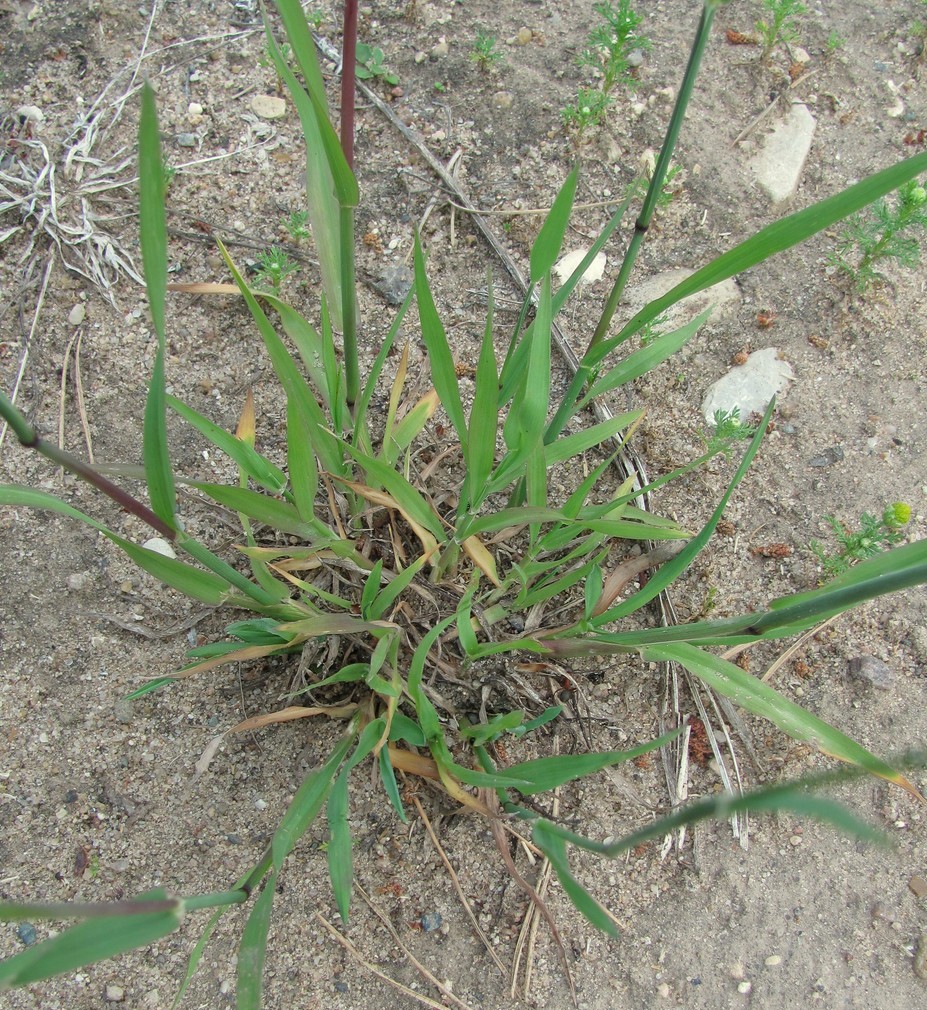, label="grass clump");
[471,31,504,72]
[1,0,927,1004]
